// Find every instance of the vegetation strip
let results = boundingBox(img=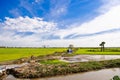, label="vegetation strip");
[7,59,120,78]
